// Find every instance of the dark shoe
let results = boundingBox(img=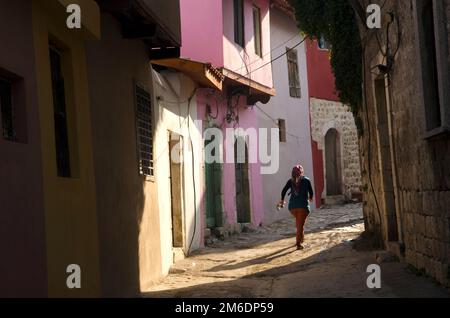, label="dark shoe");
[296,244,304,250]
